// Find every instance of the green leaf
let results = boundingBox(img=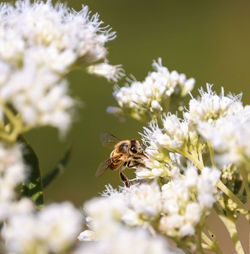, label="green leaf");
[42,145,73,189]
[20,137,44,209]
